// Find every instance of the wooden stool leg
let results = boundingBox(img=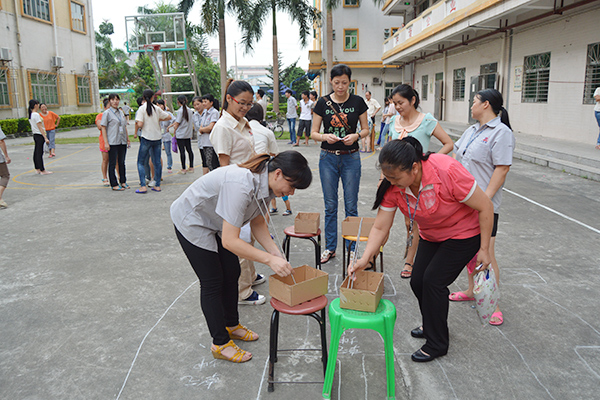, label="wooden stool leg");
[342,239,346,279]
